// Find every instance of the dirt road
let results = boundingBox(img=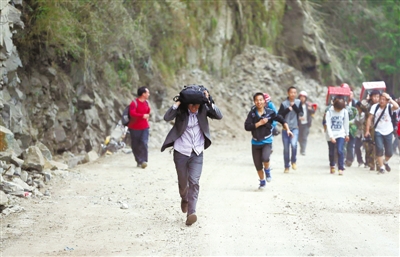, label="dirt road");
[1,134,399,256]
